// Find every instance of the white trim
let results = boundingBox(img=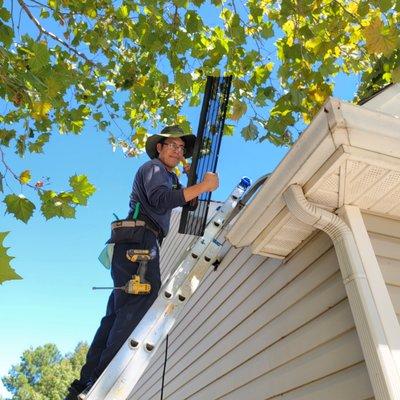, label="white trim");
[340,206,400,373]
